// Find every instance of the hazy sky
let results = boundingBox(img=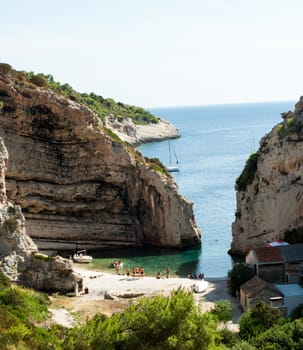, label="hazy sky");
[1,0,303,107]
